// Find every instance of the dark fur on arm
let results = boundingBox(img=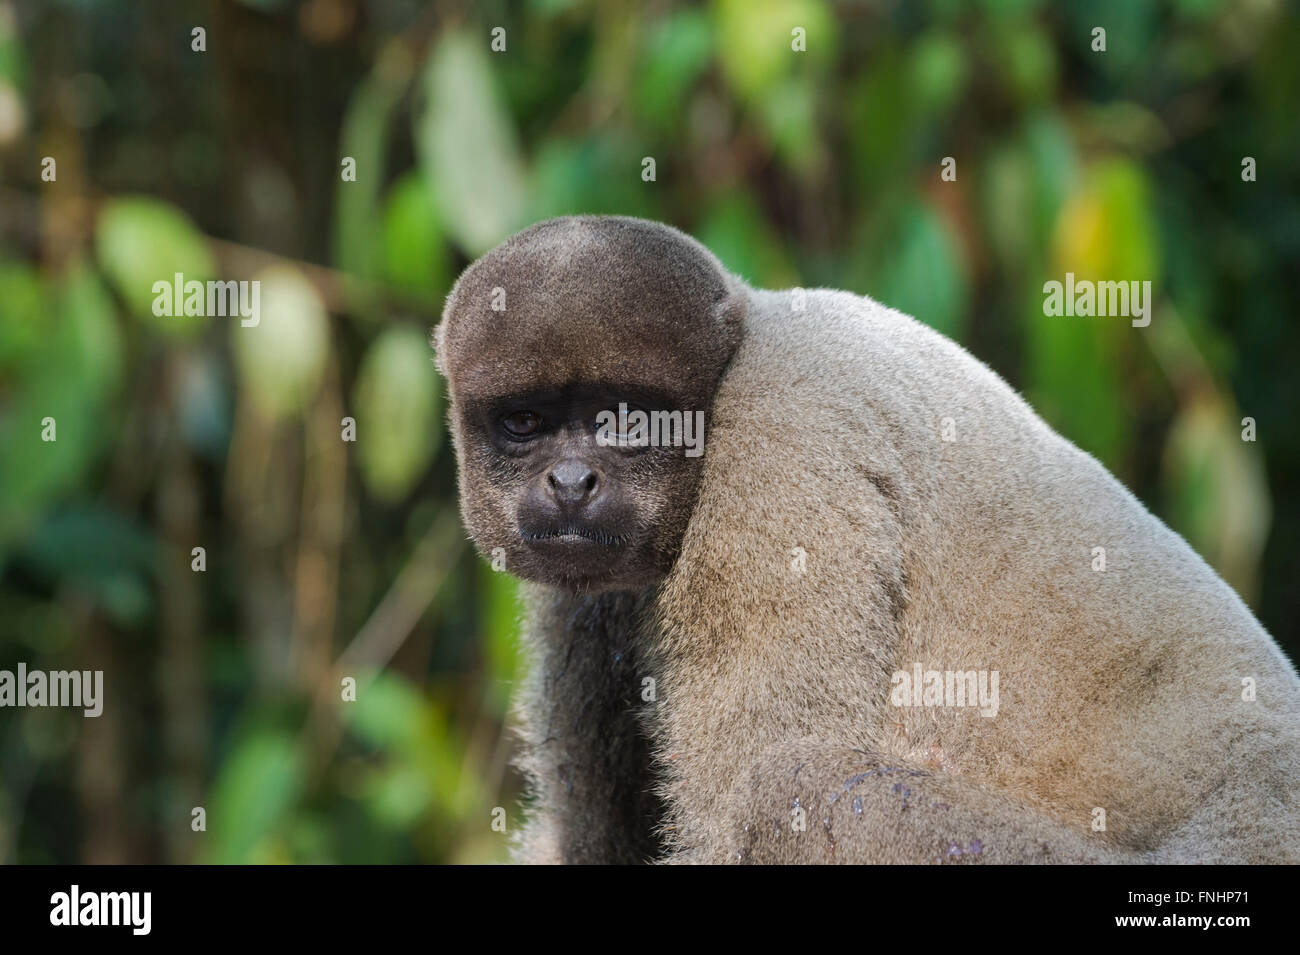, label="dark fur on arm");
[511,588,666,864]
